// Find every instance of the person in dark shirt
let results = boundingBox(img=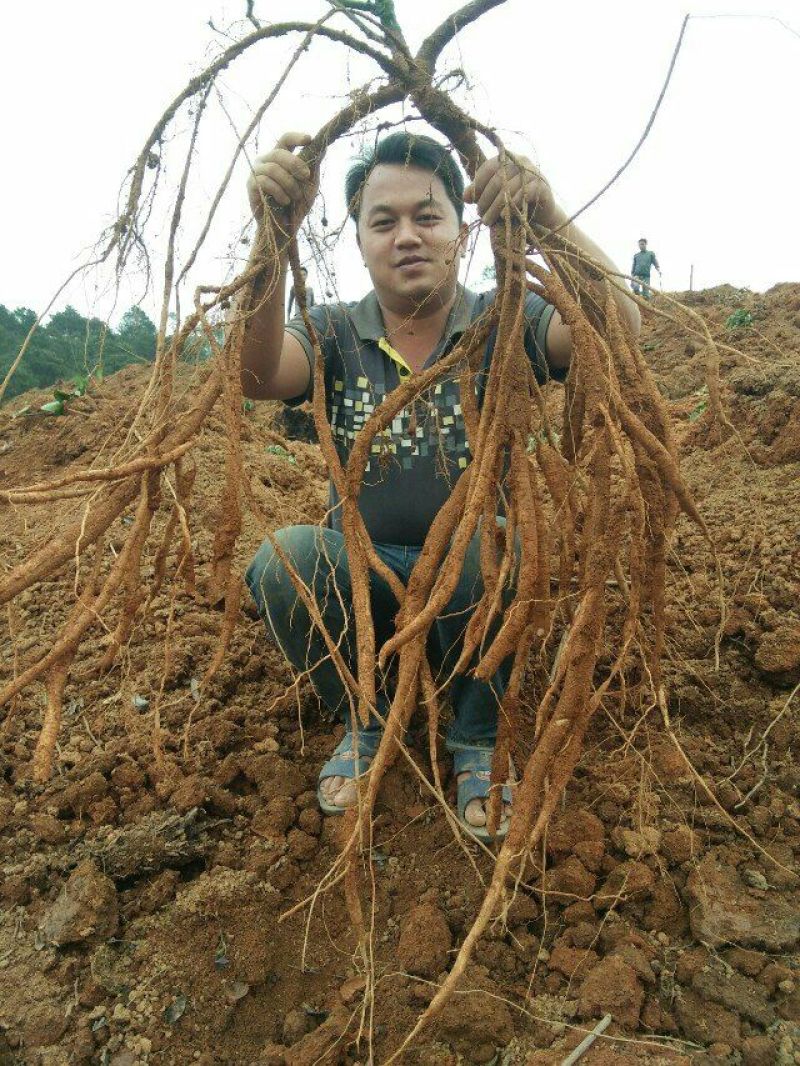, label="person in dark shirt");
[286,266,315,318]
[631,238,660,299]
[240,130,640,839]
